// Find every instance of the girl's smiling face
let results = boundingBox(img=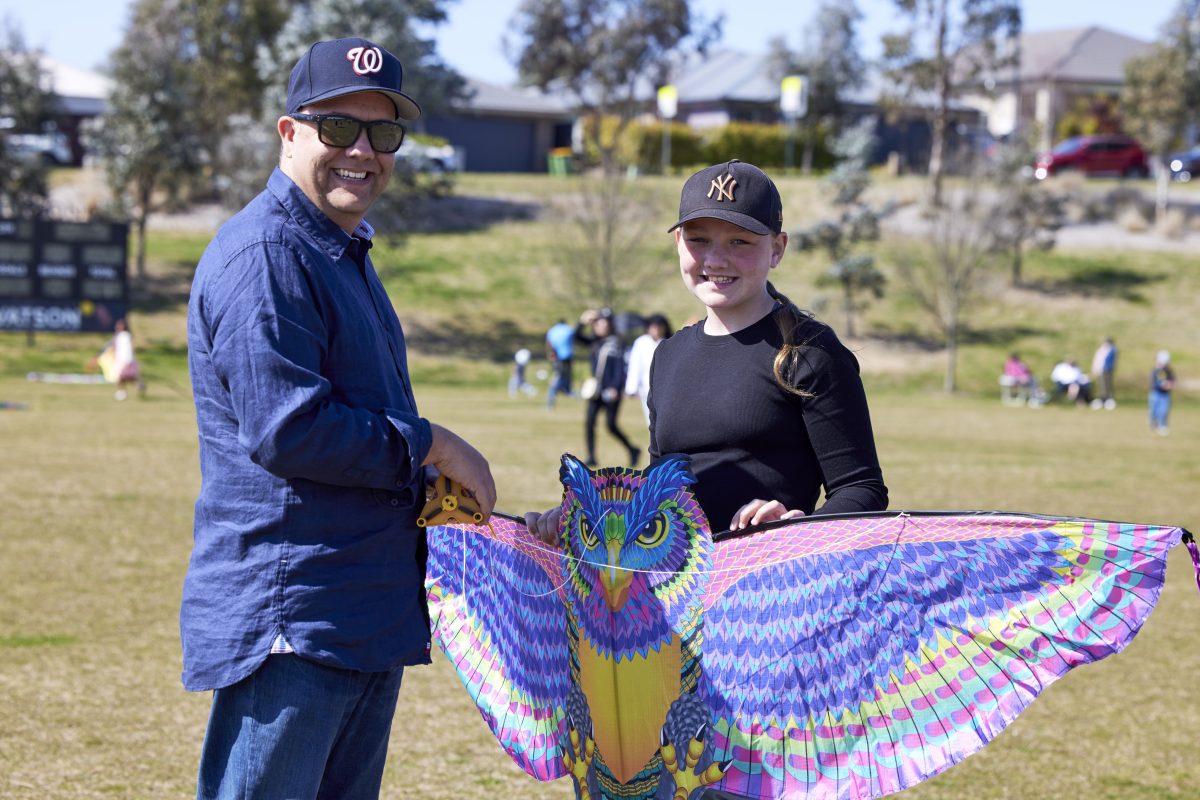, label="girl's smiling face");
[676,217,788,334]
